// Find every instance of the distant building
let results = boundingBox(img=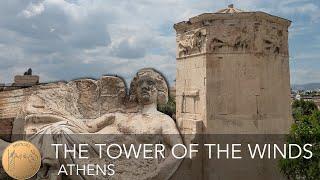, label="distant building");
[0,68,40,92]
[291,90,320,109]
[13,74,39,87]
